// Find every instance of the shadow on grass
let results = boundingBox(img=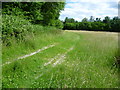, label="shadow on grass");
[115,55,120,68]
[114,48,120,88]
[116,55,120,88]
[111,46,120,87]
